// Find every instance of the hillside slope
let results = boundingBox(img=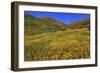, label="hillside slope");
[24,13,90,35]
[67,19,90,29]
